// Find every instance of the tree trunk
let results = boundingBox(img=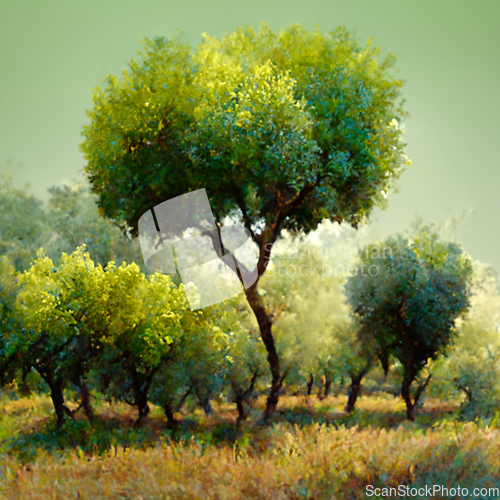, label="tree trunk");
[345,378,362,413]
[51,379,67,427]
[324,377,333,399]
[458,384,473,403]
[200,397,213,416]
[163,401,180,427]
[35,364,68,427]
[135,392,150,427]
[232,370,259,427]
[245,284,283,421]
[129,362,159,427]
[399,310,418,421]
[43,376,68,427]
[235,397,247,422]
[414,374,432,408]
[401,371,416,421]
[306,373,314,395]
[194,383,213,416]
[378,350,390,377]
[345,361,371,414]
[80,382,94,422]
[133,378,152,427]
[175,383,195,413]
[18,365,33,397]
